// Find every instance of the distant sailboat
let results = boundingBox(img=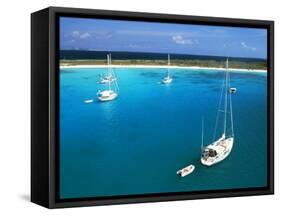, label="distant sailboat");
[162,54,173,84]
[97,54,119,102]
[201,58,234,166]
[229,87,237,94]
[99,54,117,84]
